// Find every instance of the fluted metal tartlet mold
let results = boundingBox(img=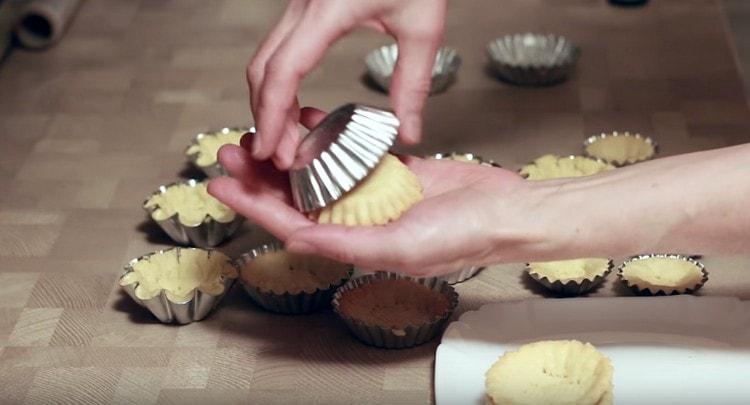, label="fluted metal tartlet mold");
[143,179,244,248]
[290,104,399,212]
[120,247,238,324]
[583,131,659,167]
[365,44,461,94]
[437,266,484,284]
[332,272,459,349]
[618,254,708,296]
[487,33,580,86]
[235,241,353,314]
[526,260,613,296]
[185,127,254,178]
[428,151,502,168]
